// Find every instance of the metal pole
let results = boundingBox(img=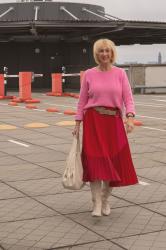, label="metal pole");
[62,66,66,92]
[3,66,8,96]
